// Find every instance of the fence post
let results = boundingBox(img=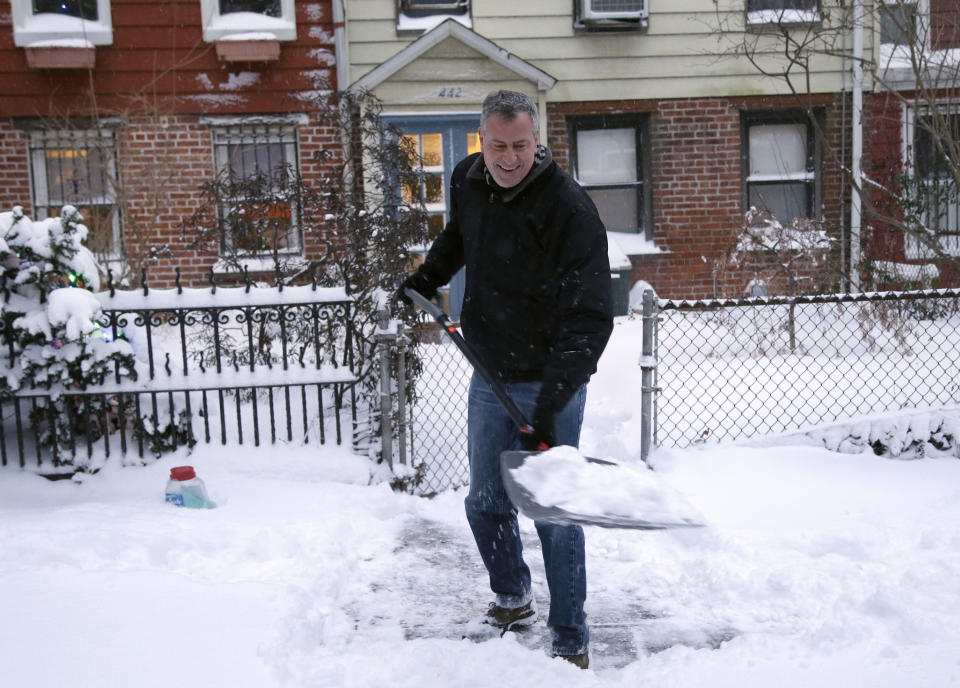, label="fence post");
[375,309,394,470]
[640,289,657,464]
[396,323,408,467]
